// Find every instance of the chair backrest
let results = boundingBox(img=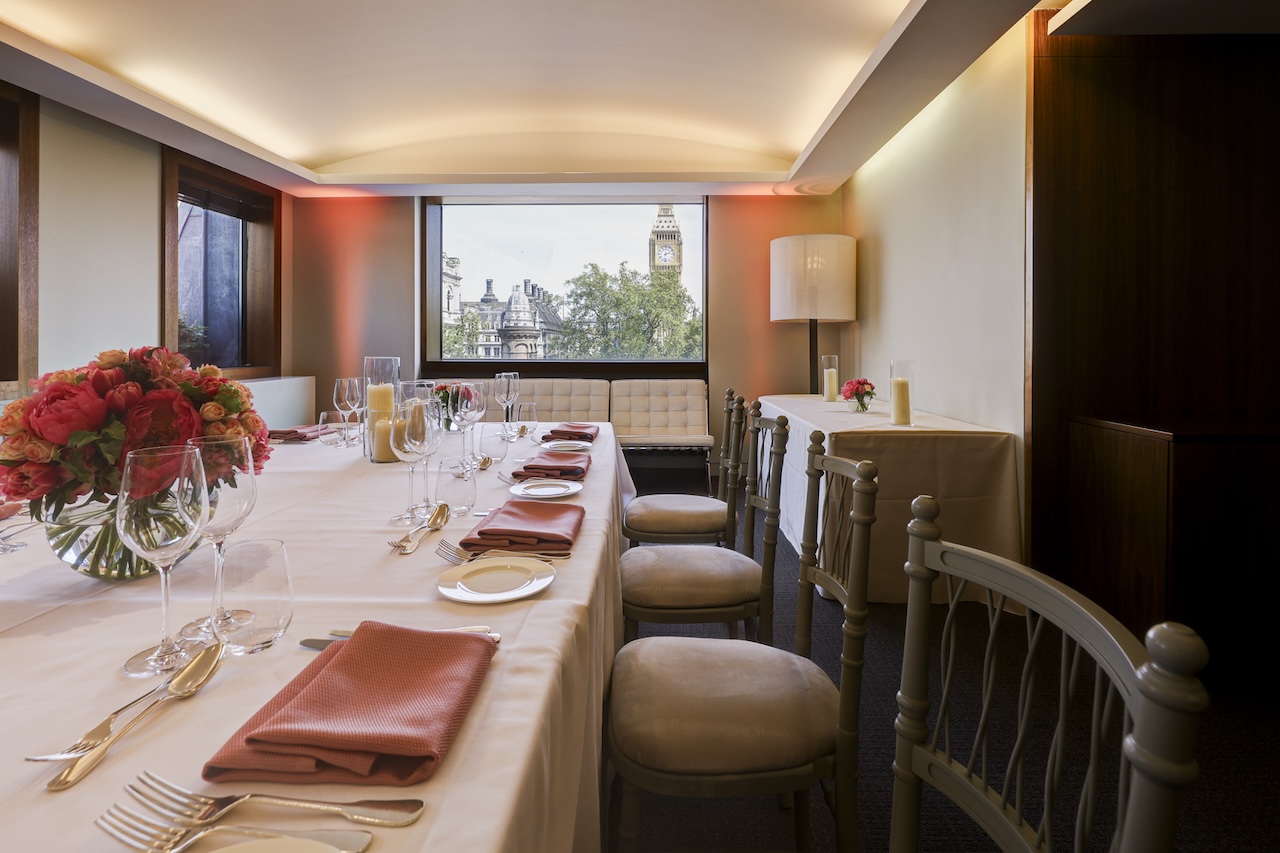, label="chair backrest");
[889,495,1209,853]
[738,402,788,643]
[429,377,610,423]
[795,429,880,852]
[715,389,744,502]
[609,379,712,444]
